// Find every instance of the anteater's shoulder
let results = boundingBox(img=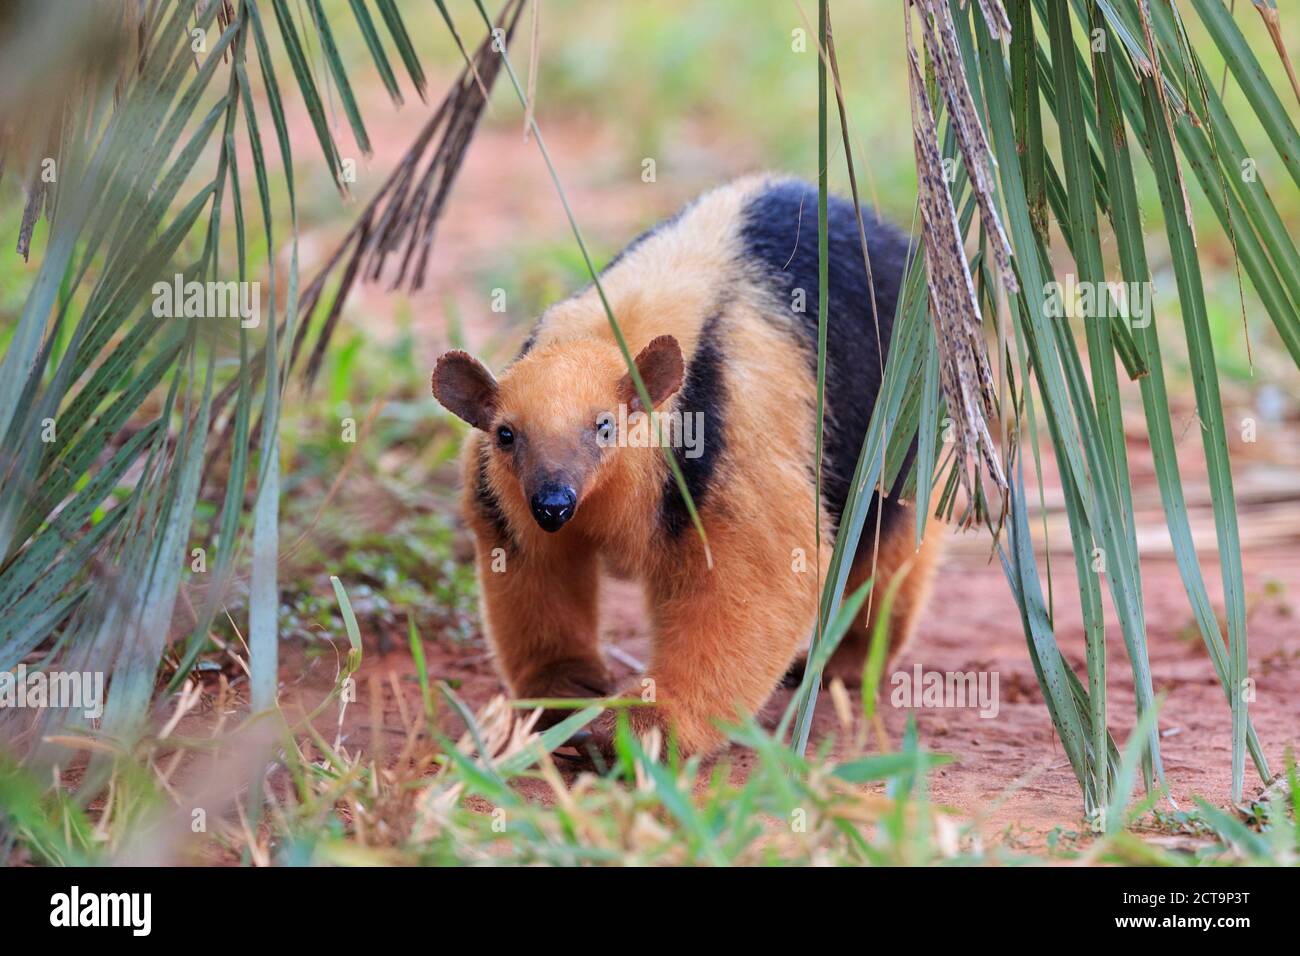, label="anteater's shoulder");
[521,174,911,375]
[604,174,911,329]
